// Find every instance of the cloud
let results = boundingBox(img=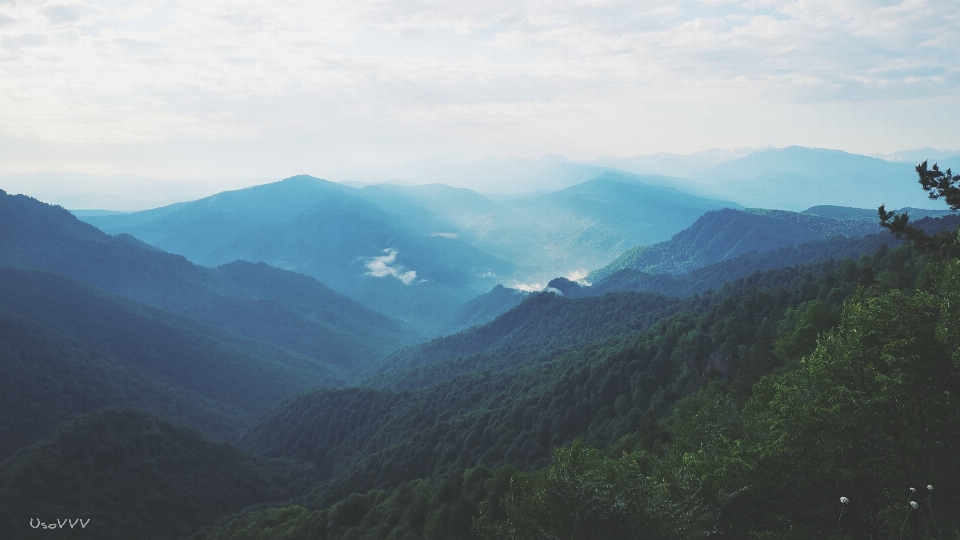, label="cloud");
[2,0,960,181]
[41,3,99,25]
[364,248,417,285]
[566,269,591,285]
[511,282,545,292]
[430,232,458,238]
